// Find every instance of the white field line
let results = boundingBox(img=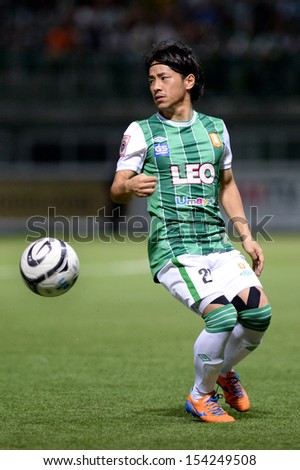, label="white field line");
[0,259,149,280]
